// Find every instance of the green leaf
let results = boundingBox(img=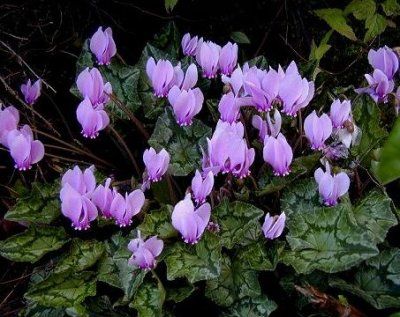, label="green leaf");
[345,0,376,20]
[315,8,357,41]
[281,179,396,274]
[309,31,332,62]
[382,0,400,16]
[230,31,250,44]
[221,296,277,317]
[53,239,105,274]
[97,233,147,302]
[25,271,96,308]
[352,95,388,164]
[256,153,320,196]
[205,255,261,307]
[364,13,388,42]
[164,232,221,283]
[165,0,178,13]
[84,296,131,317]
[5,182,60,224]
[377,117,400,184]
[212,200,264,249]
[75,40,94,74]
[330,249,400,309]
[166,282,195,303]
[131,280,165,317]
[137,205,177,239]
[148,108,212,176]
[0,226,68,263]
[246,56,268,69]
